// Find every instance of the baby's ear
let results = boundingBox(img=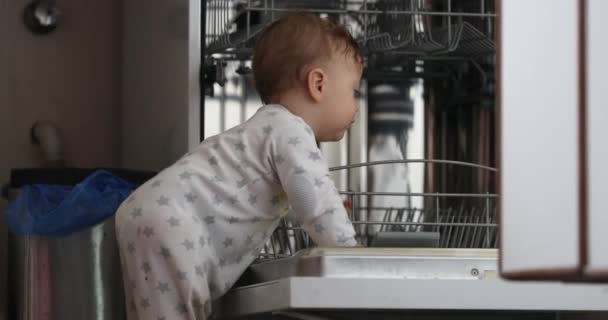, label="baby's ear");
[306,68,325,103]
